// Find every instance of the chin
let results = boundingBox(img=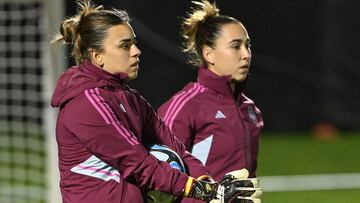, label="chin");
[128,72,138,80]
[233,75,247,82]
